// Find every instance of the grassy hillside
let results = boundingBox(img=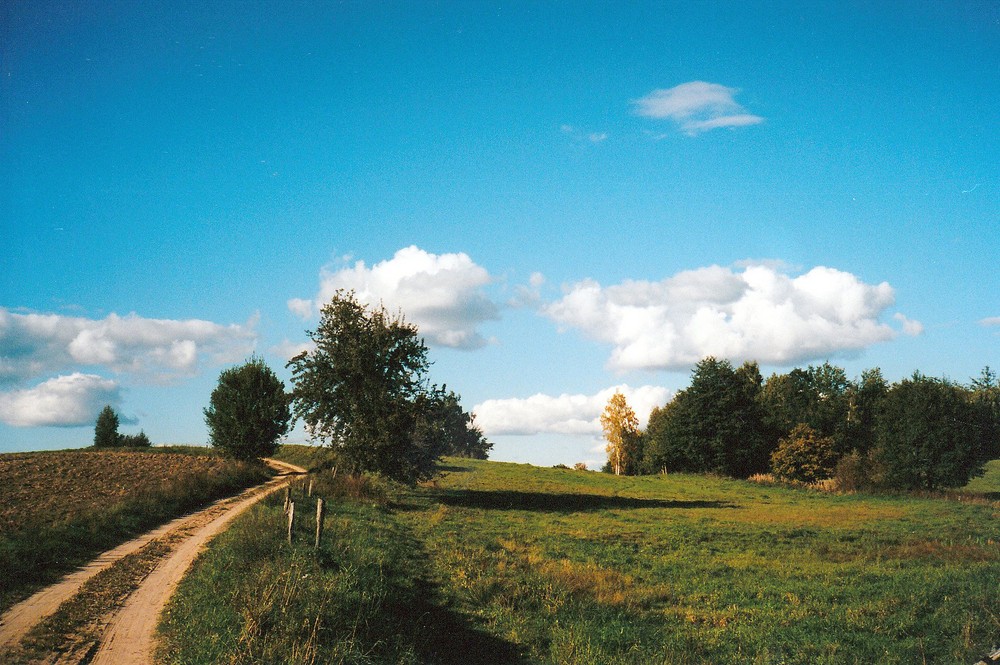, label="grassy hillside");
[0,448,270,613]
[962,459,1000,496]
[160,455,999,664]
